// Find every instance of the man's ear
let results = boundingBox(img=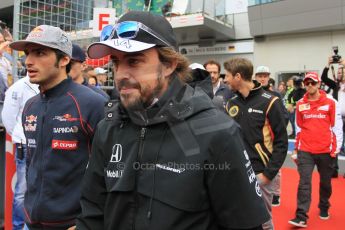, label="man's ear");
[162,59,178,77]
[235,72,242,80]
[60,56,71,68]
